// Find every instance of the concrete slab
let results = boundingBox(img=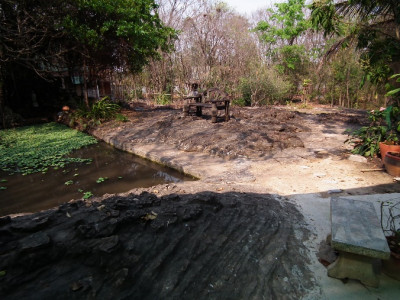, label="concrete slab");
[330,198,390,259]
[295,193,400,299]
